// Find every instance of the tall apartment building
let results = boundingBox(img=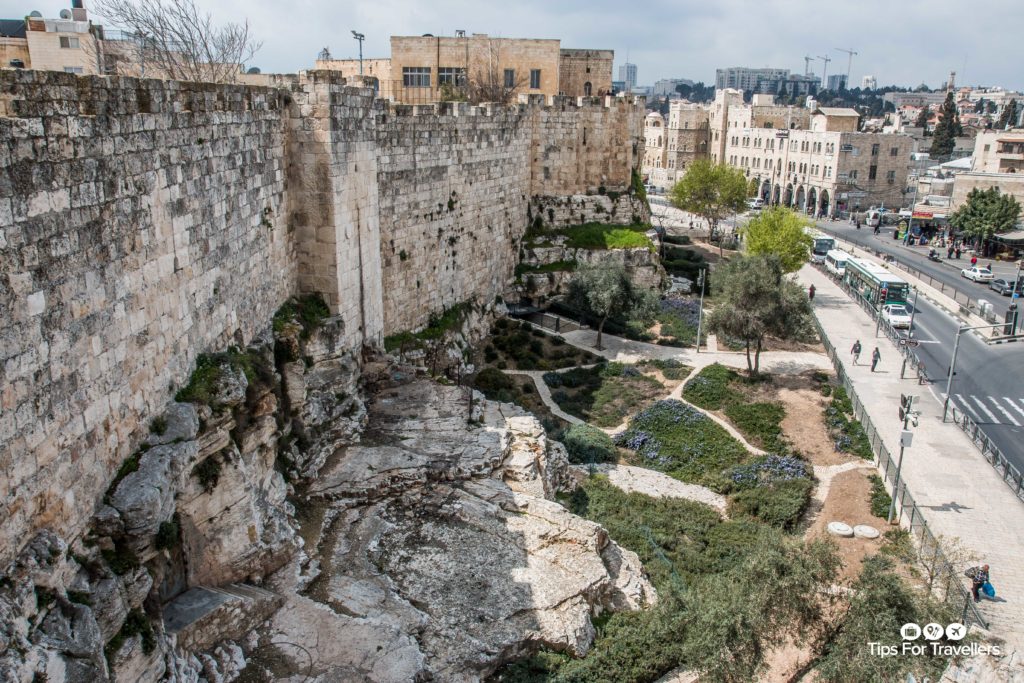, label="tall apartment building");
[827,74,848,91]
[715,66,790,93]
[862,75,878,90]
[618,62,637,91]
